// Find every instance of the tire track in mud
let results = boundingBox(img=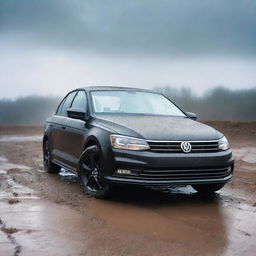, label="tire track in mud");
[0,156,36,256]
[0,217,21,256]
